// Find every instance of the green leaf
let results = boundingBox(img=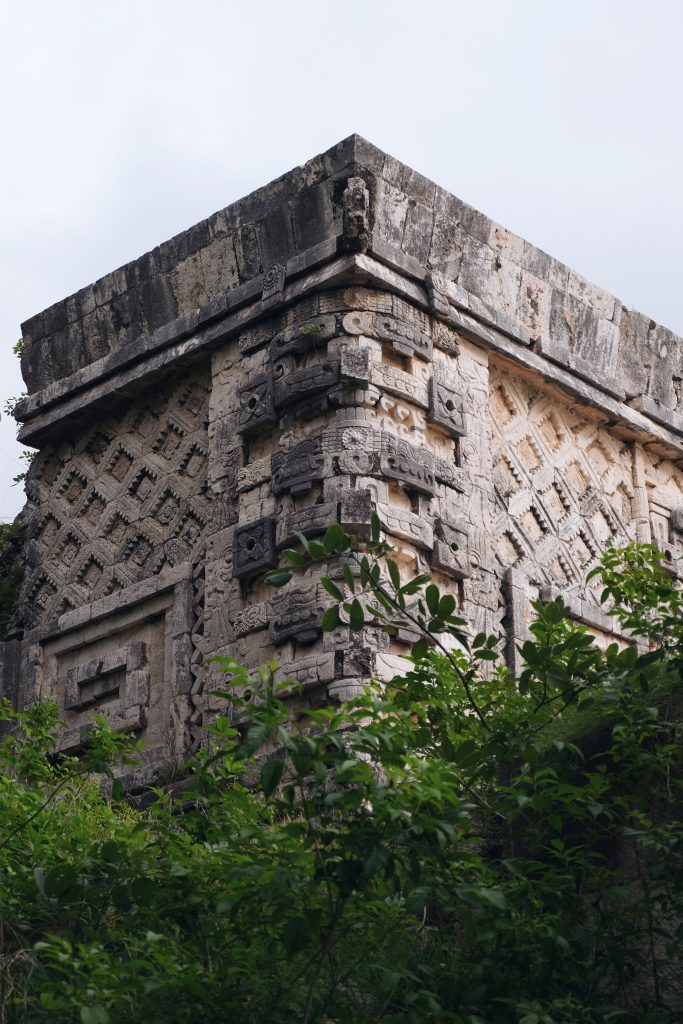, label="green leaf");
[100,840,123,863]
[370,510,381,543]
[44,864,78,899]
[131,877,155,904]
[412,638,429,660]
[438,593,456,618]
[283,916,311,955]
[401,574,432,595]
[388,559,401,593]
[425,584,440,615]
[479,887,507,910]
[323,523,346,553]
[260,759,284,797]
[363,843,389,878]
[321,606,340,631]
[502,858,526,879]
[292,531,311,553]
[320,576,344,601]
[81,1008,109,1024]
[282,548,308,568]
[349,599,364,630]
[452,738,478,767]
[265,570,292,588]
[342,563,356,593]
